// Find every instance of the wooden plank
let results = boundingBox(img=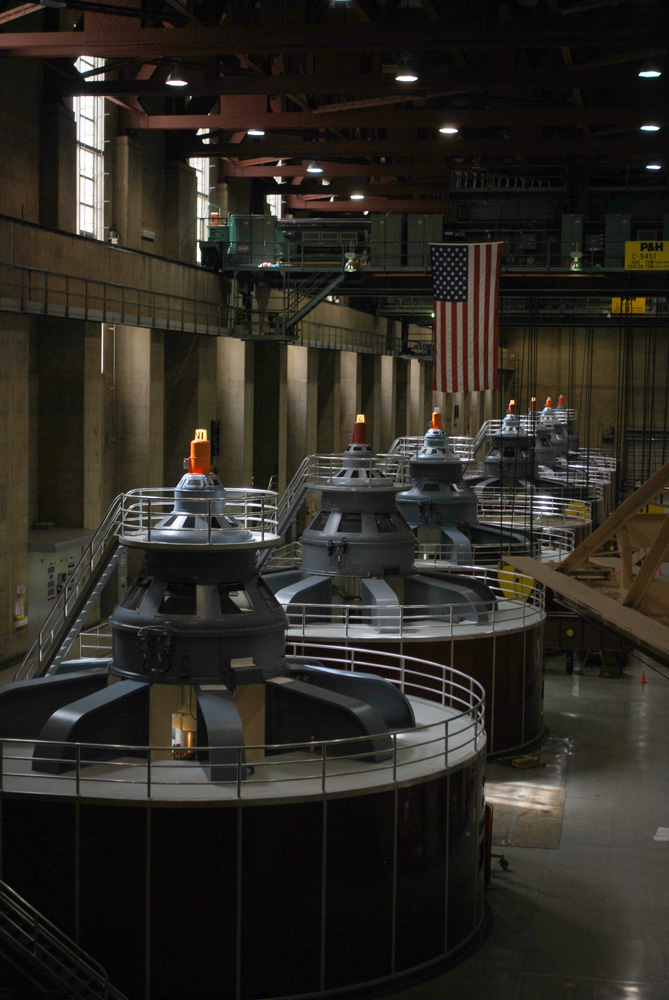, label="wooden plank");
[621,516,669,609]
[507,556,669,663]
[556,460,669,575]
